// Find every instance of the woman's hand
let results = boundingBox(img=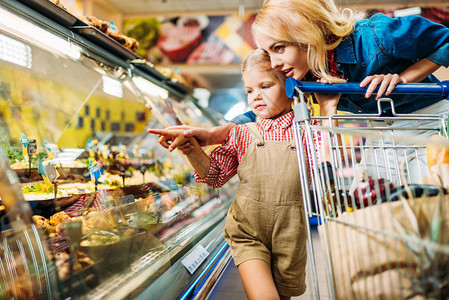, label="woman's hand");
[361,59,440,100]
[147,128,192,154]
[360,73,405,100]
